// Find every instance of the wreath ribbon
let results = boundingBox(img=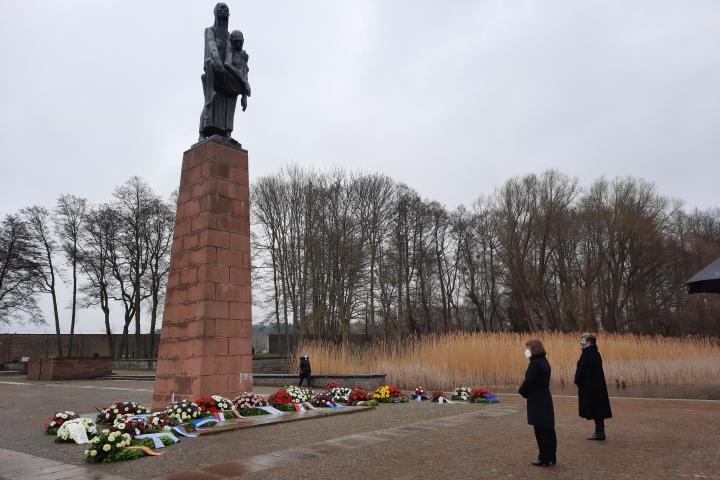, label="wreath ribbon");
[124,445,162,456]
[192,417,220,430]
[126,414,151,422]
[172,425,197,438]
[257,405,284,415]
[134,432,179,449]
